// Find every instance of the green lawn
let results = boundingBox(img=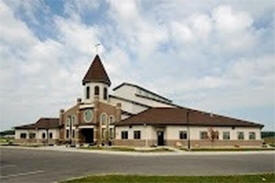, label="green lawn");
[61,174,275,183]
[0,137,14,144]
[184,148,275,152]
